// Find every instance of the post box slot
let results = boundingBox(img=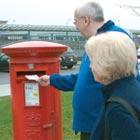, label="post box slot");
[17,71,46,76]
[16,71,46,81]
